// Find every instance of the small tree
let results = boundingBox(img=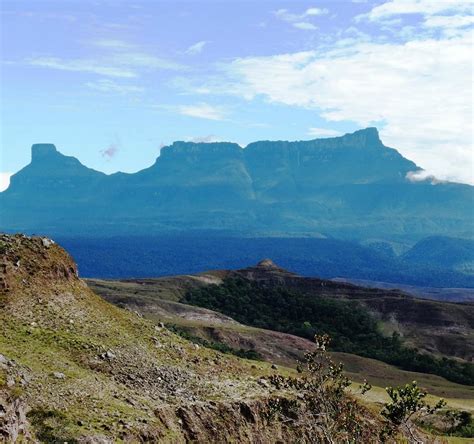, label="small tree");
[269,334,379,442]
[381,381,446,442]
